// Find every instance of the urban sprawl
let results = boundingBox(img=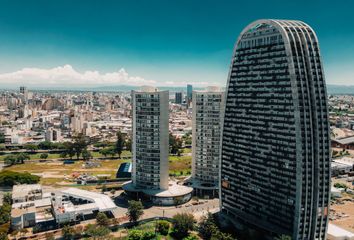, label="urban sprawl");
[0,19,353,240]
